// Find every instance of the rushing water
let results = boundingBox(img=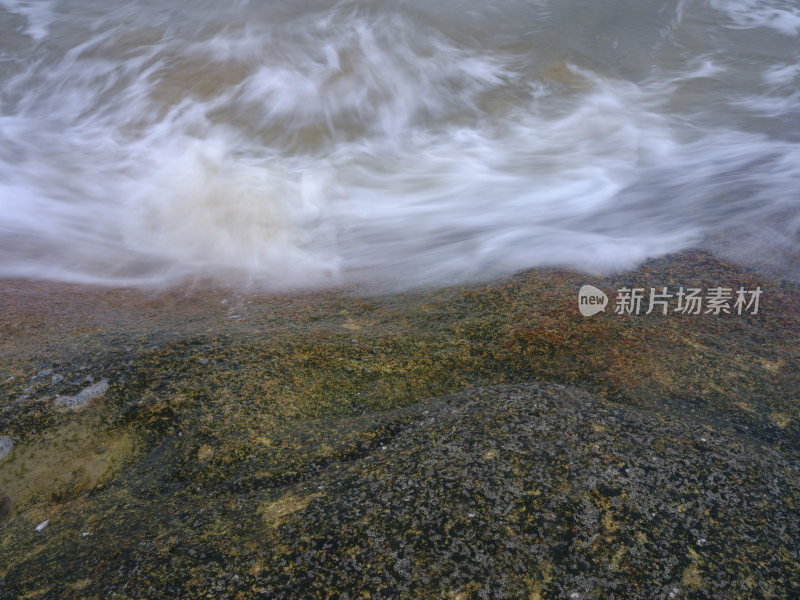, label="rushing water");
[0,0,798,289]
